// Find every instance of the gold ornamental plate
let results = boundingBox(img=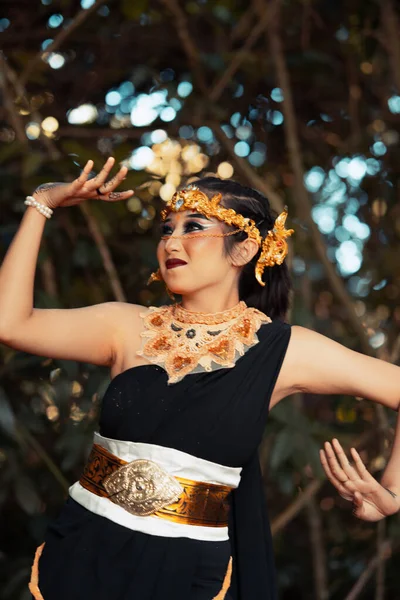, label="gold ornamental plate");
[103,458,184,516]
